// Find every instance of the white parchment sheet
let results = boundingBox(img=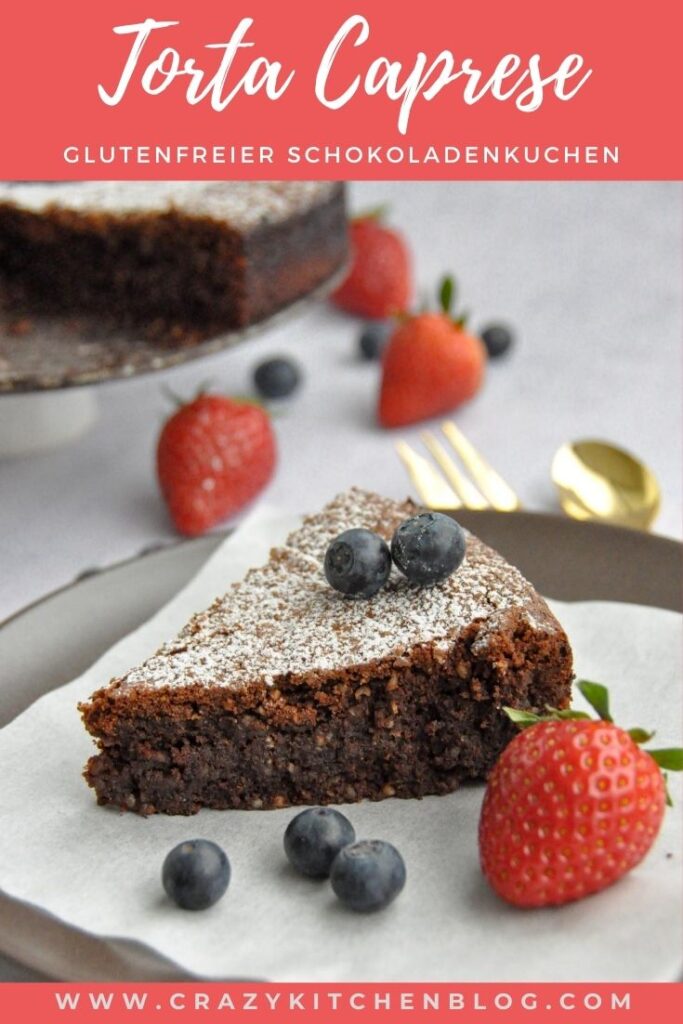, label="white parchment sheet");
[0,509,681,981]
